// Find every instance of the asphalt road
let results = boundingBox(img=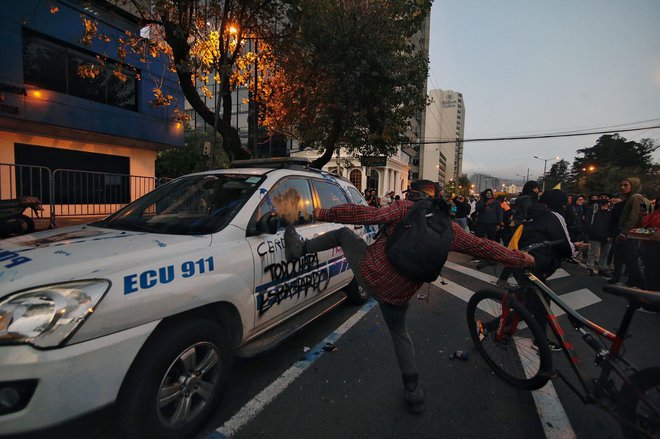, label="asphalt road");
[194,253,660,439]
[12,252,658,439]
